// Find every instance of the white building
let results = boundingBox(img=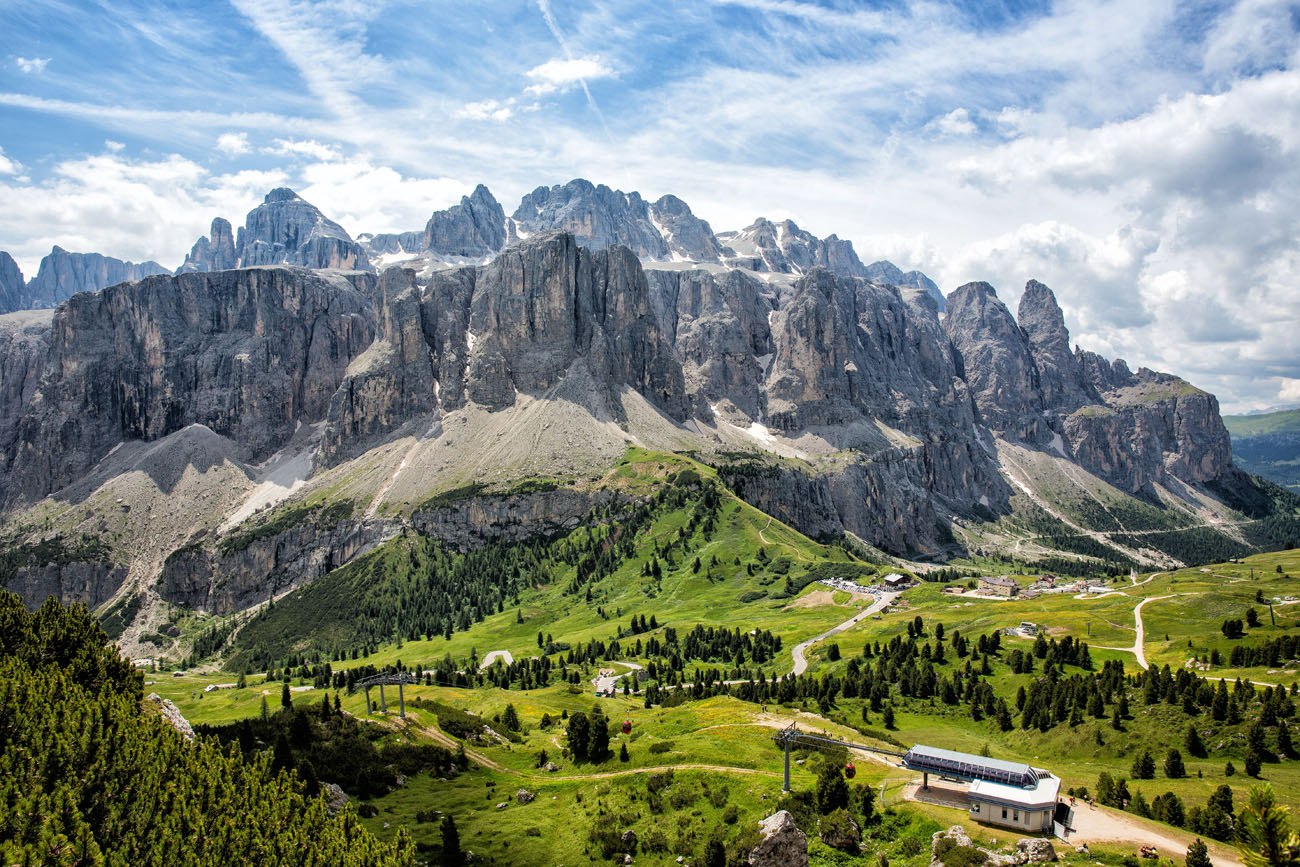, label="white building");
[968,774,1061,833]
